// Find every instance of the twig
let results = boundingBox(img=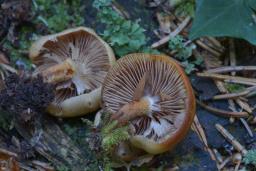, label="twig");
[218,156,231,170]
[202,55,252,117]
[224,79,256,86]
[207,37,224,50]
[112,1,130,19]
[32,160,54,171]
[213,149,223,163]
[215,124,247,155]
[200,38,224,54]
[192,115,216,161]
[151,16,191,48]
[206,66,256,74]
[212,90,250,100]
[240,118,253,137]
[196,40,222,56]
[196,100,248,118]
[235,98,252,113]
[0,148,17,158]
[229,40,236,76]
[0,64,17,74]
[197,72,256,84]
